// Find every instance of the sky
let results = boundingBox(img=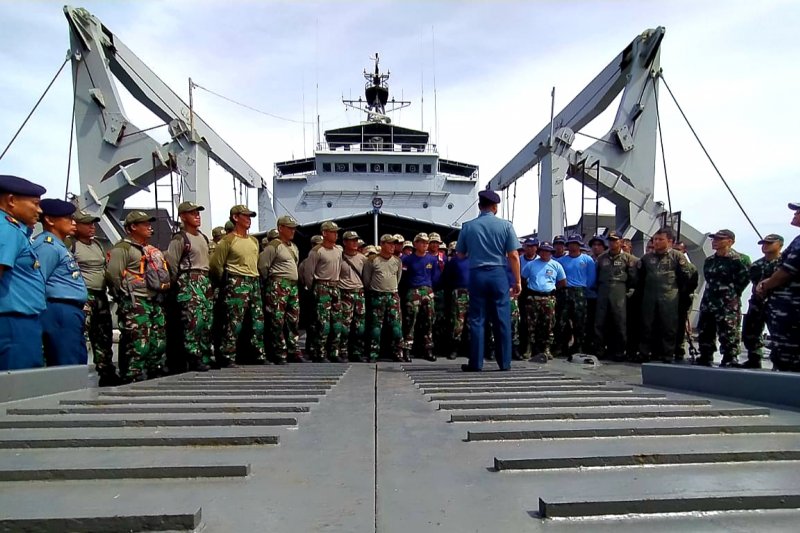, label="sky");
[1,0,798,262]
